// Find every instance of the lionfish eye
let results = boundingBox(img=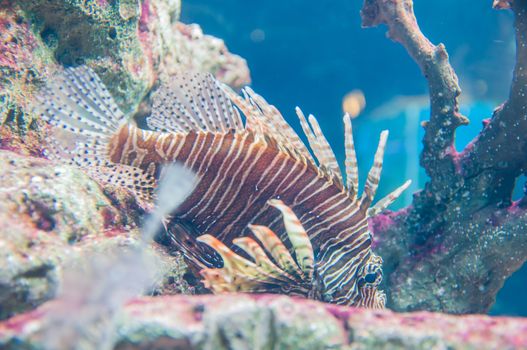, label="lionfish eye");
[364,273,377,284]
